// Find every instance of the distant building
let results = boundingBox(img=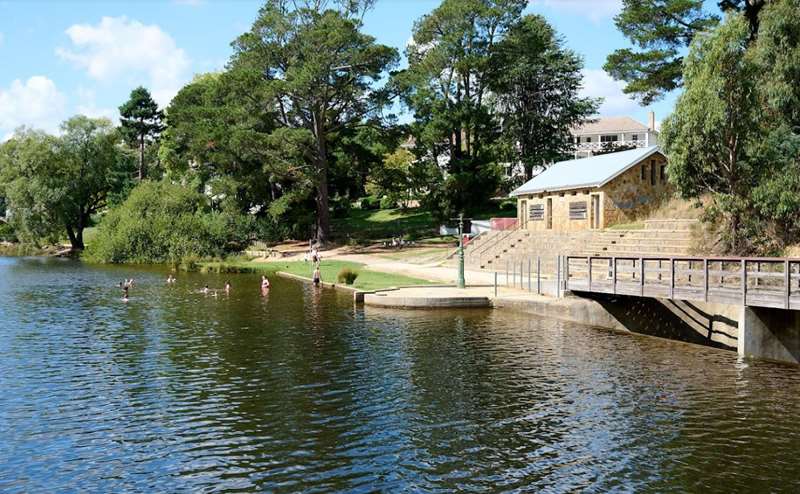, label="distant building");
[571,112,659,159]
[510,146,670,232]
